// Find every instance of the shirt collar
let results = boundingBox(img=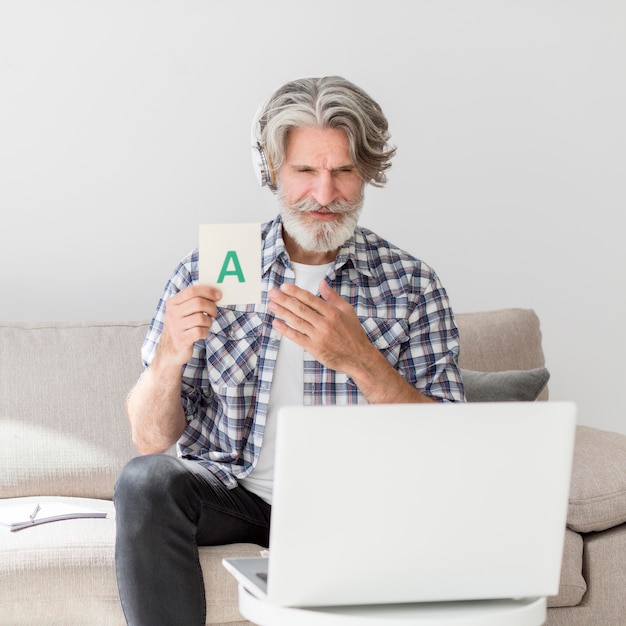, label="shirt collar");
[261,215,376,279]
[261,216,290,276]
[334,227,376,279]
